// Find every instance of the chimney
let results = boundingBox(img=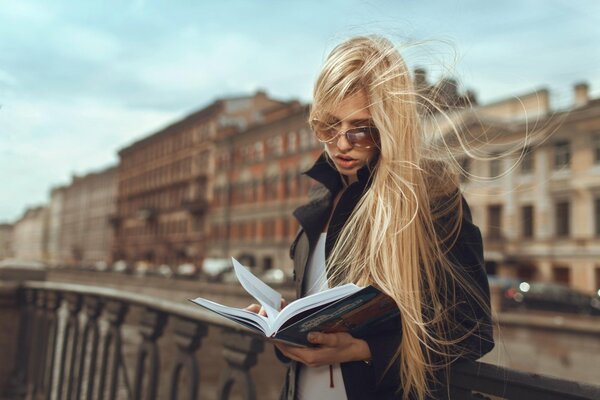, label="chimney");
[574,82,589,107]
[414,68,427,88]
